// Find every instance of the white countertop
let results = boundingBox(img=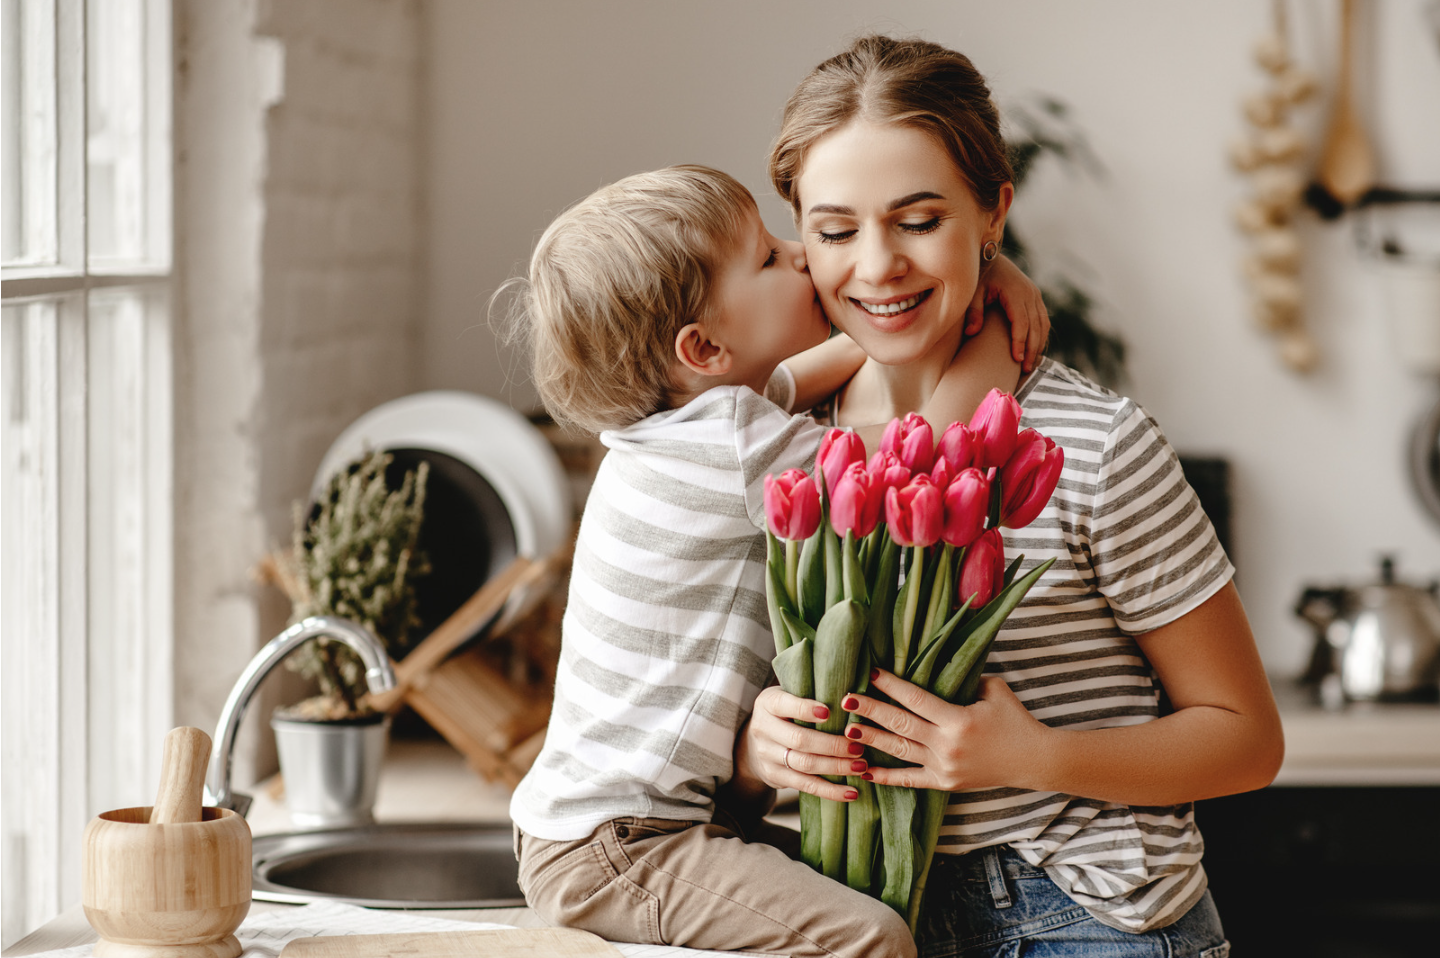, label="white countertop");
[1269,681,1440,786]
